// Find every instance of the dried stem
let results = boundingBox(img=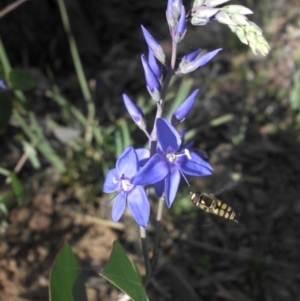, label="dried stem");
[0,0,29,18]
